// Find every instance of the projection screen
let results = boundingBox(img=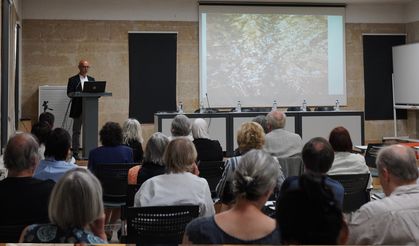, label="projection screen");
[199,5,346,108]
